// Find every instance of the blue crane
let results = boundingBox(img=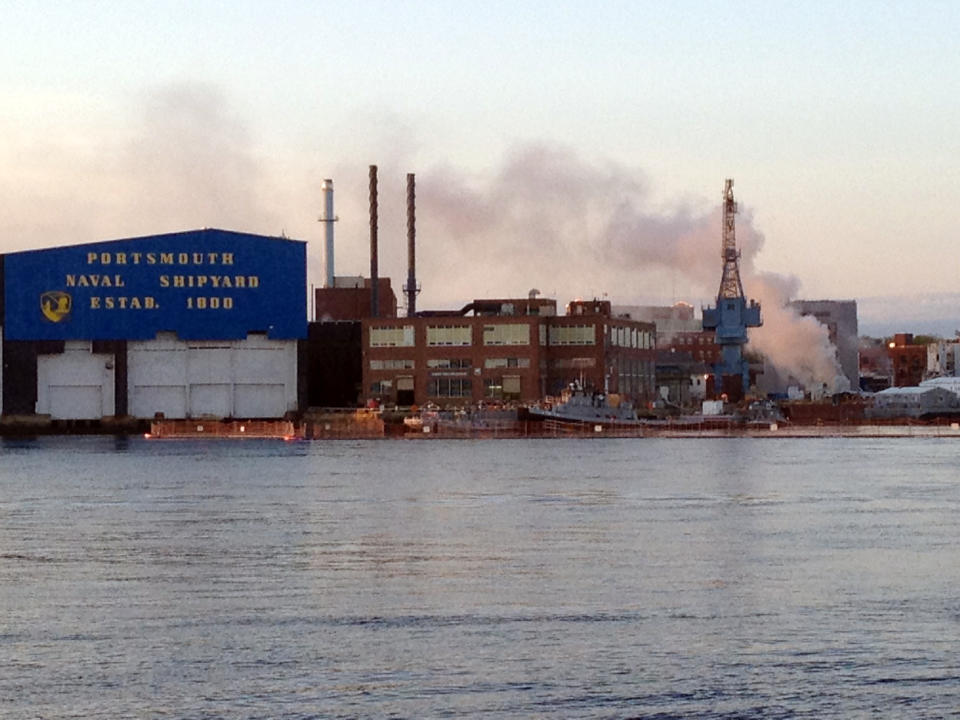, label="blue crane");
[701,179,762,398]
